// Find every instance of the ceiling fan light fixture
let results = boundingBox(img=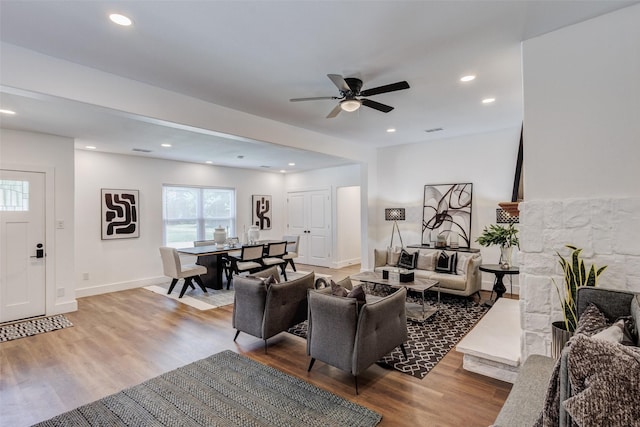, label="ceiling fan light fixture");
[340,99,361,112]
